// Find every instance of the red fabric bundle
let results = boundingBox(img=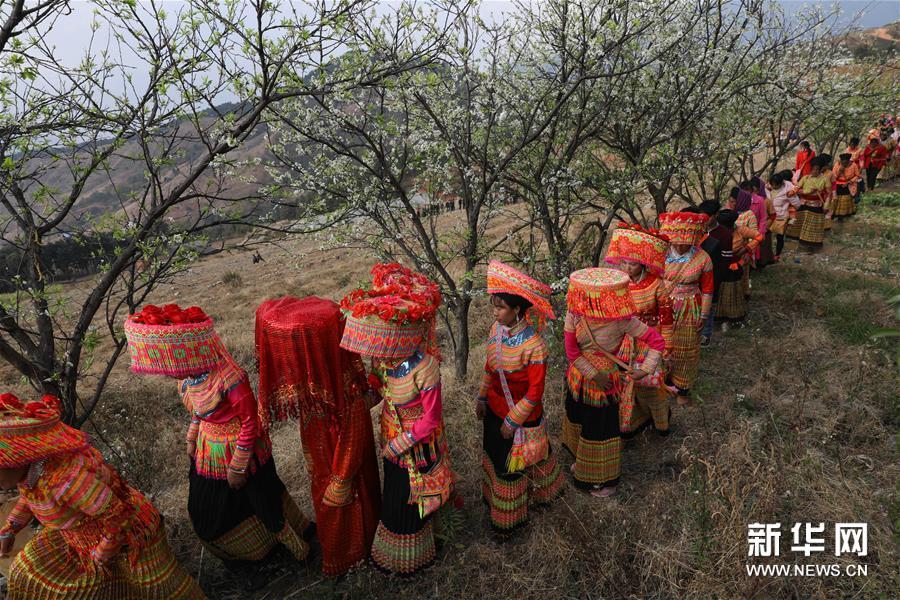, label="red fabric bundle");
[255,296,367,429]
